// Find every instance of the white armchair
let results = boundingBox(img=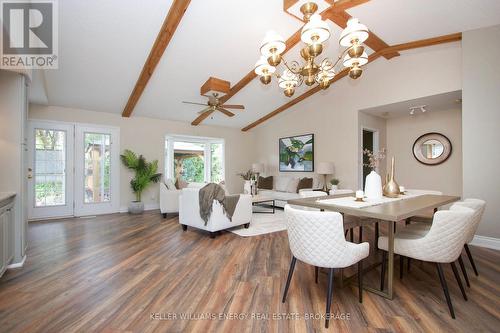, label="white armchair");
[160,181,206,217]
[179,188,252,238]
